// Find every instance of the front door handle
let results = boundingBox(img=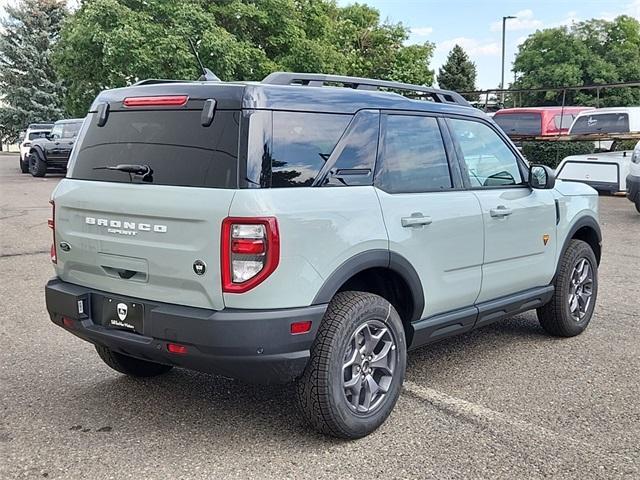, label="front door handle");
[401,213,433,228]
[490,205,513,218]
